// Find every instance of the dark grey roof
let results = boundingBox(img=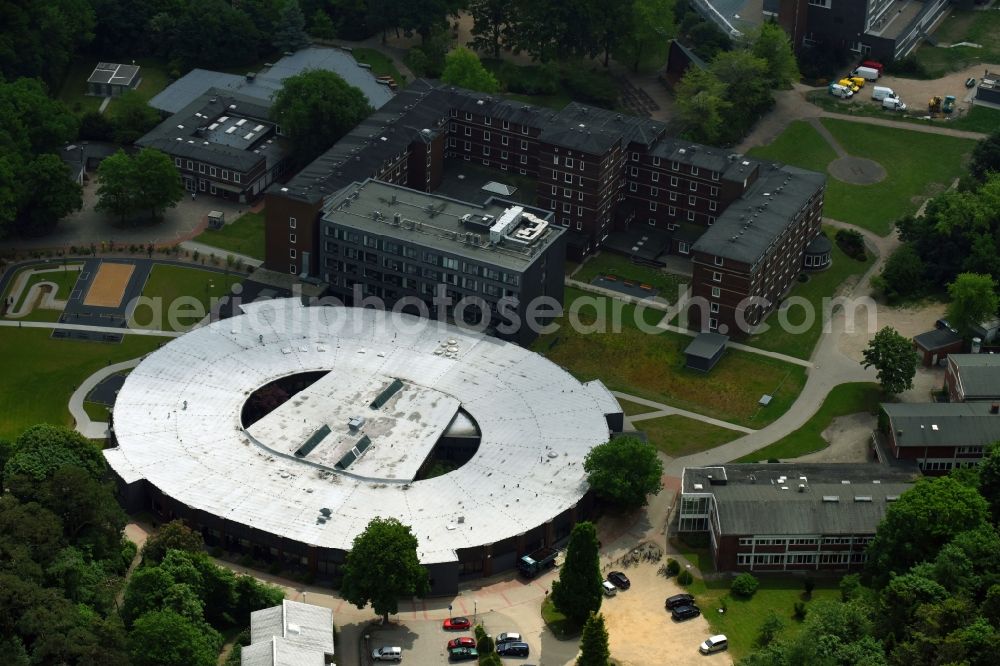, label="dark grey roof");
[650,138,732,173]
[540,102,666,152]
[137,88,287,172]
[692,164,826,264]
[806,233,832,254]
[882,402,1000,448]
[88,62,140,86]
[149,47,394,114]
[913,327,962,350]
[682,463,918,536]
[684,332,729,360]
[669,40,708,71]
[949,354,1000,398]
